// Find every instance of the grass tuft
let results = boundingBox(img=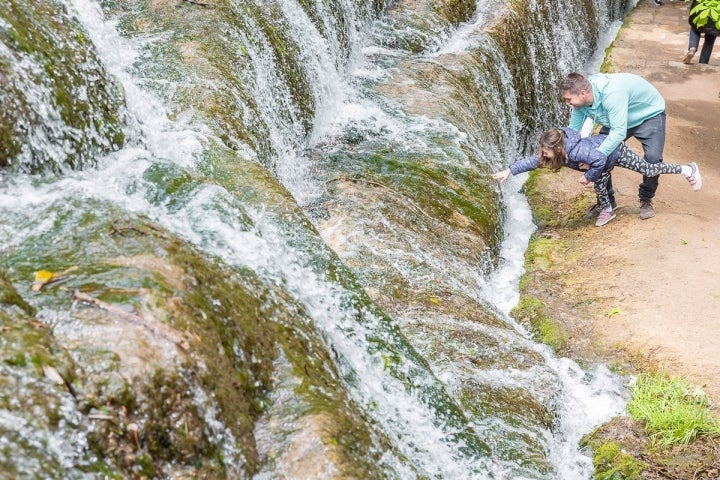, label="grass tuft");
[627,372,720,446]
